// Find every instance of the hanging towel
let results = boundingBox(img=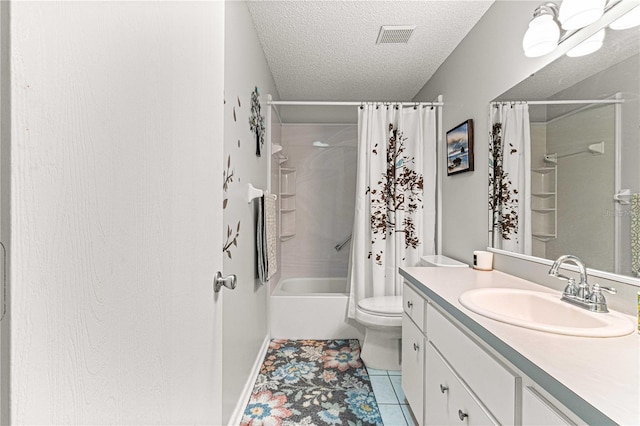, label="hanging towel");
[257,193,278,284]
[632,193,640,277]
[264,193,278,280]
[257,196,267,284]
